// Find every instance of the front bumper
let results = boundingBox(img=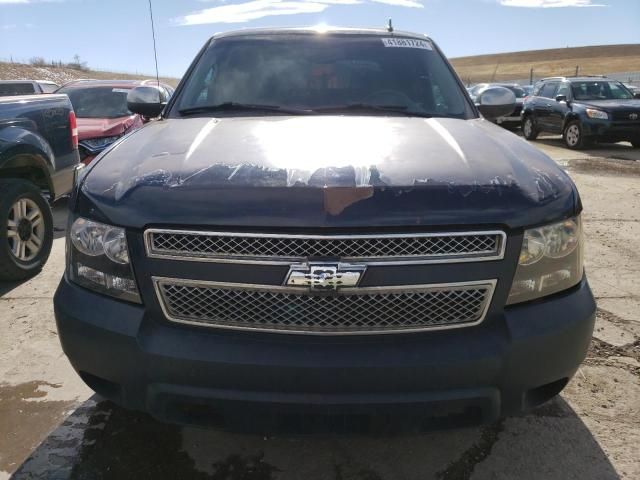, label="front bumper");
[582,120,640,141]
[54,276,595,428]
